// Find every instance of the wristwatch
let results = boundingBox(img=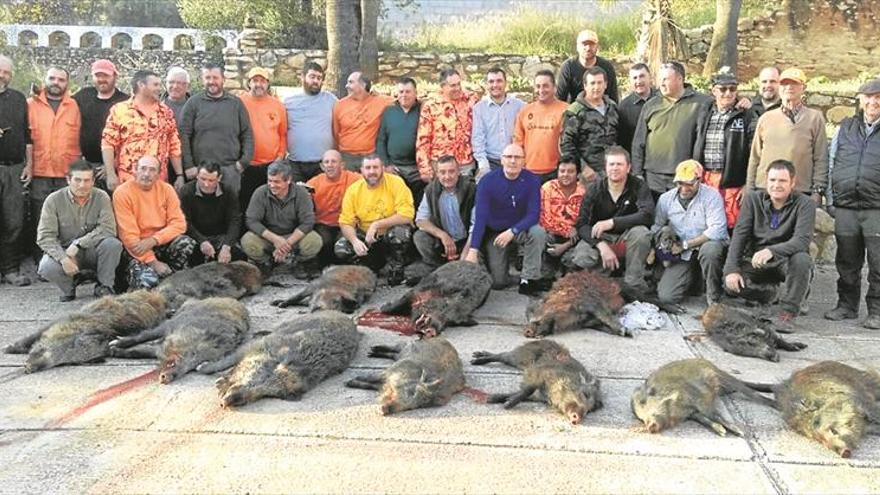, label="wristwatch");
[682,240,689,251]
